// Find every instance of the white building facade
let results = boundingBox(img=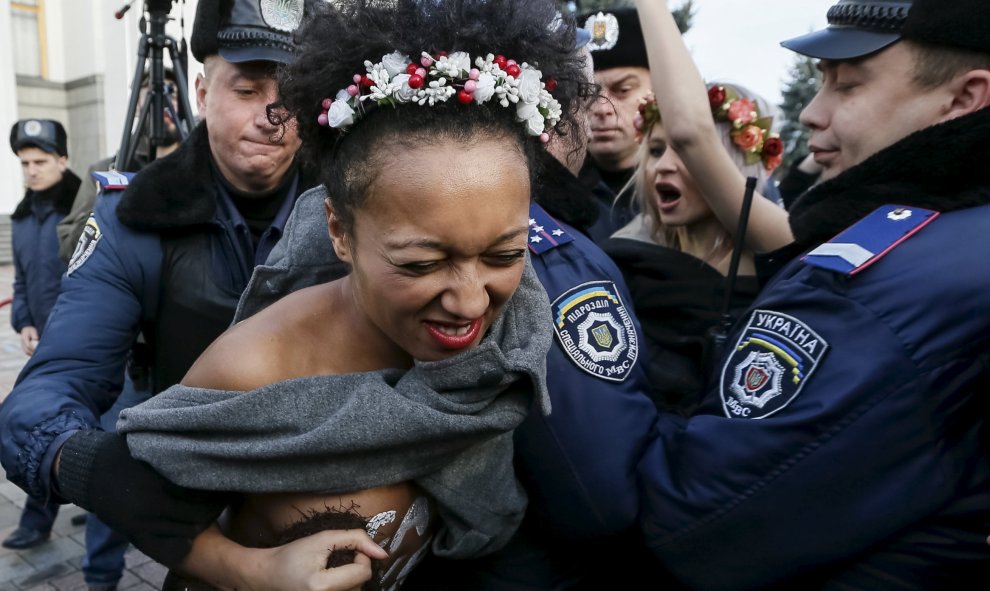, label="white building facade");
[1,0,202,213]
